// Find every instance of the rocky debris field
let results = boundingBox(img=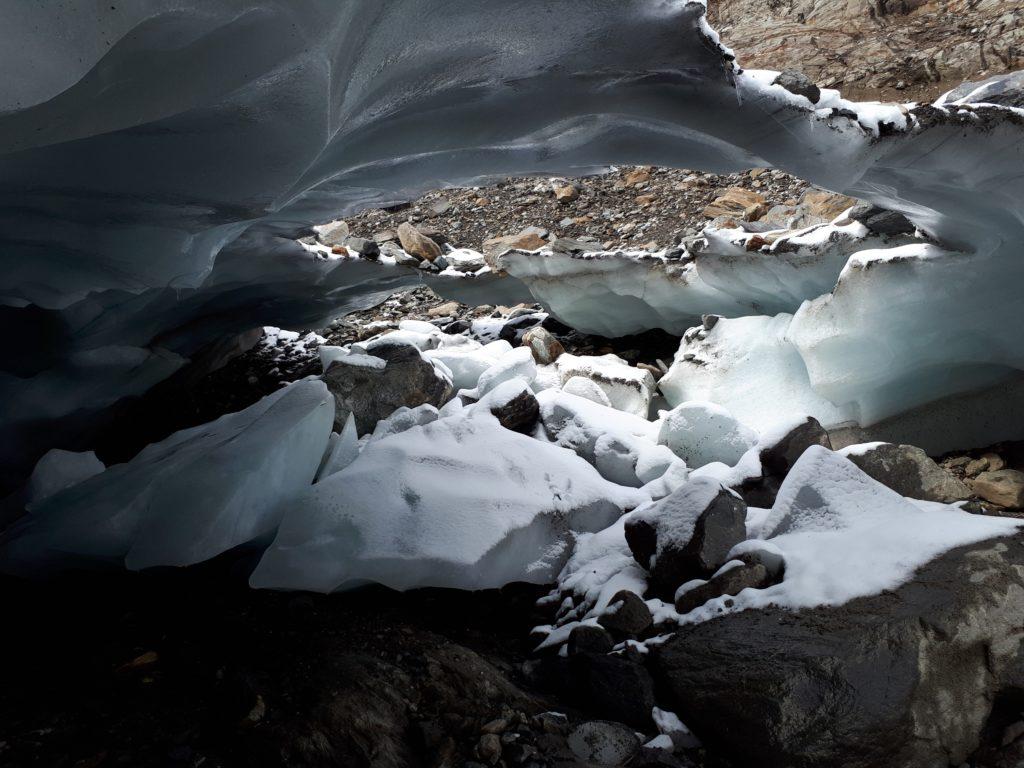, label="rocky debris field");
[342,166,813,257]
[711,0,1024,102]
